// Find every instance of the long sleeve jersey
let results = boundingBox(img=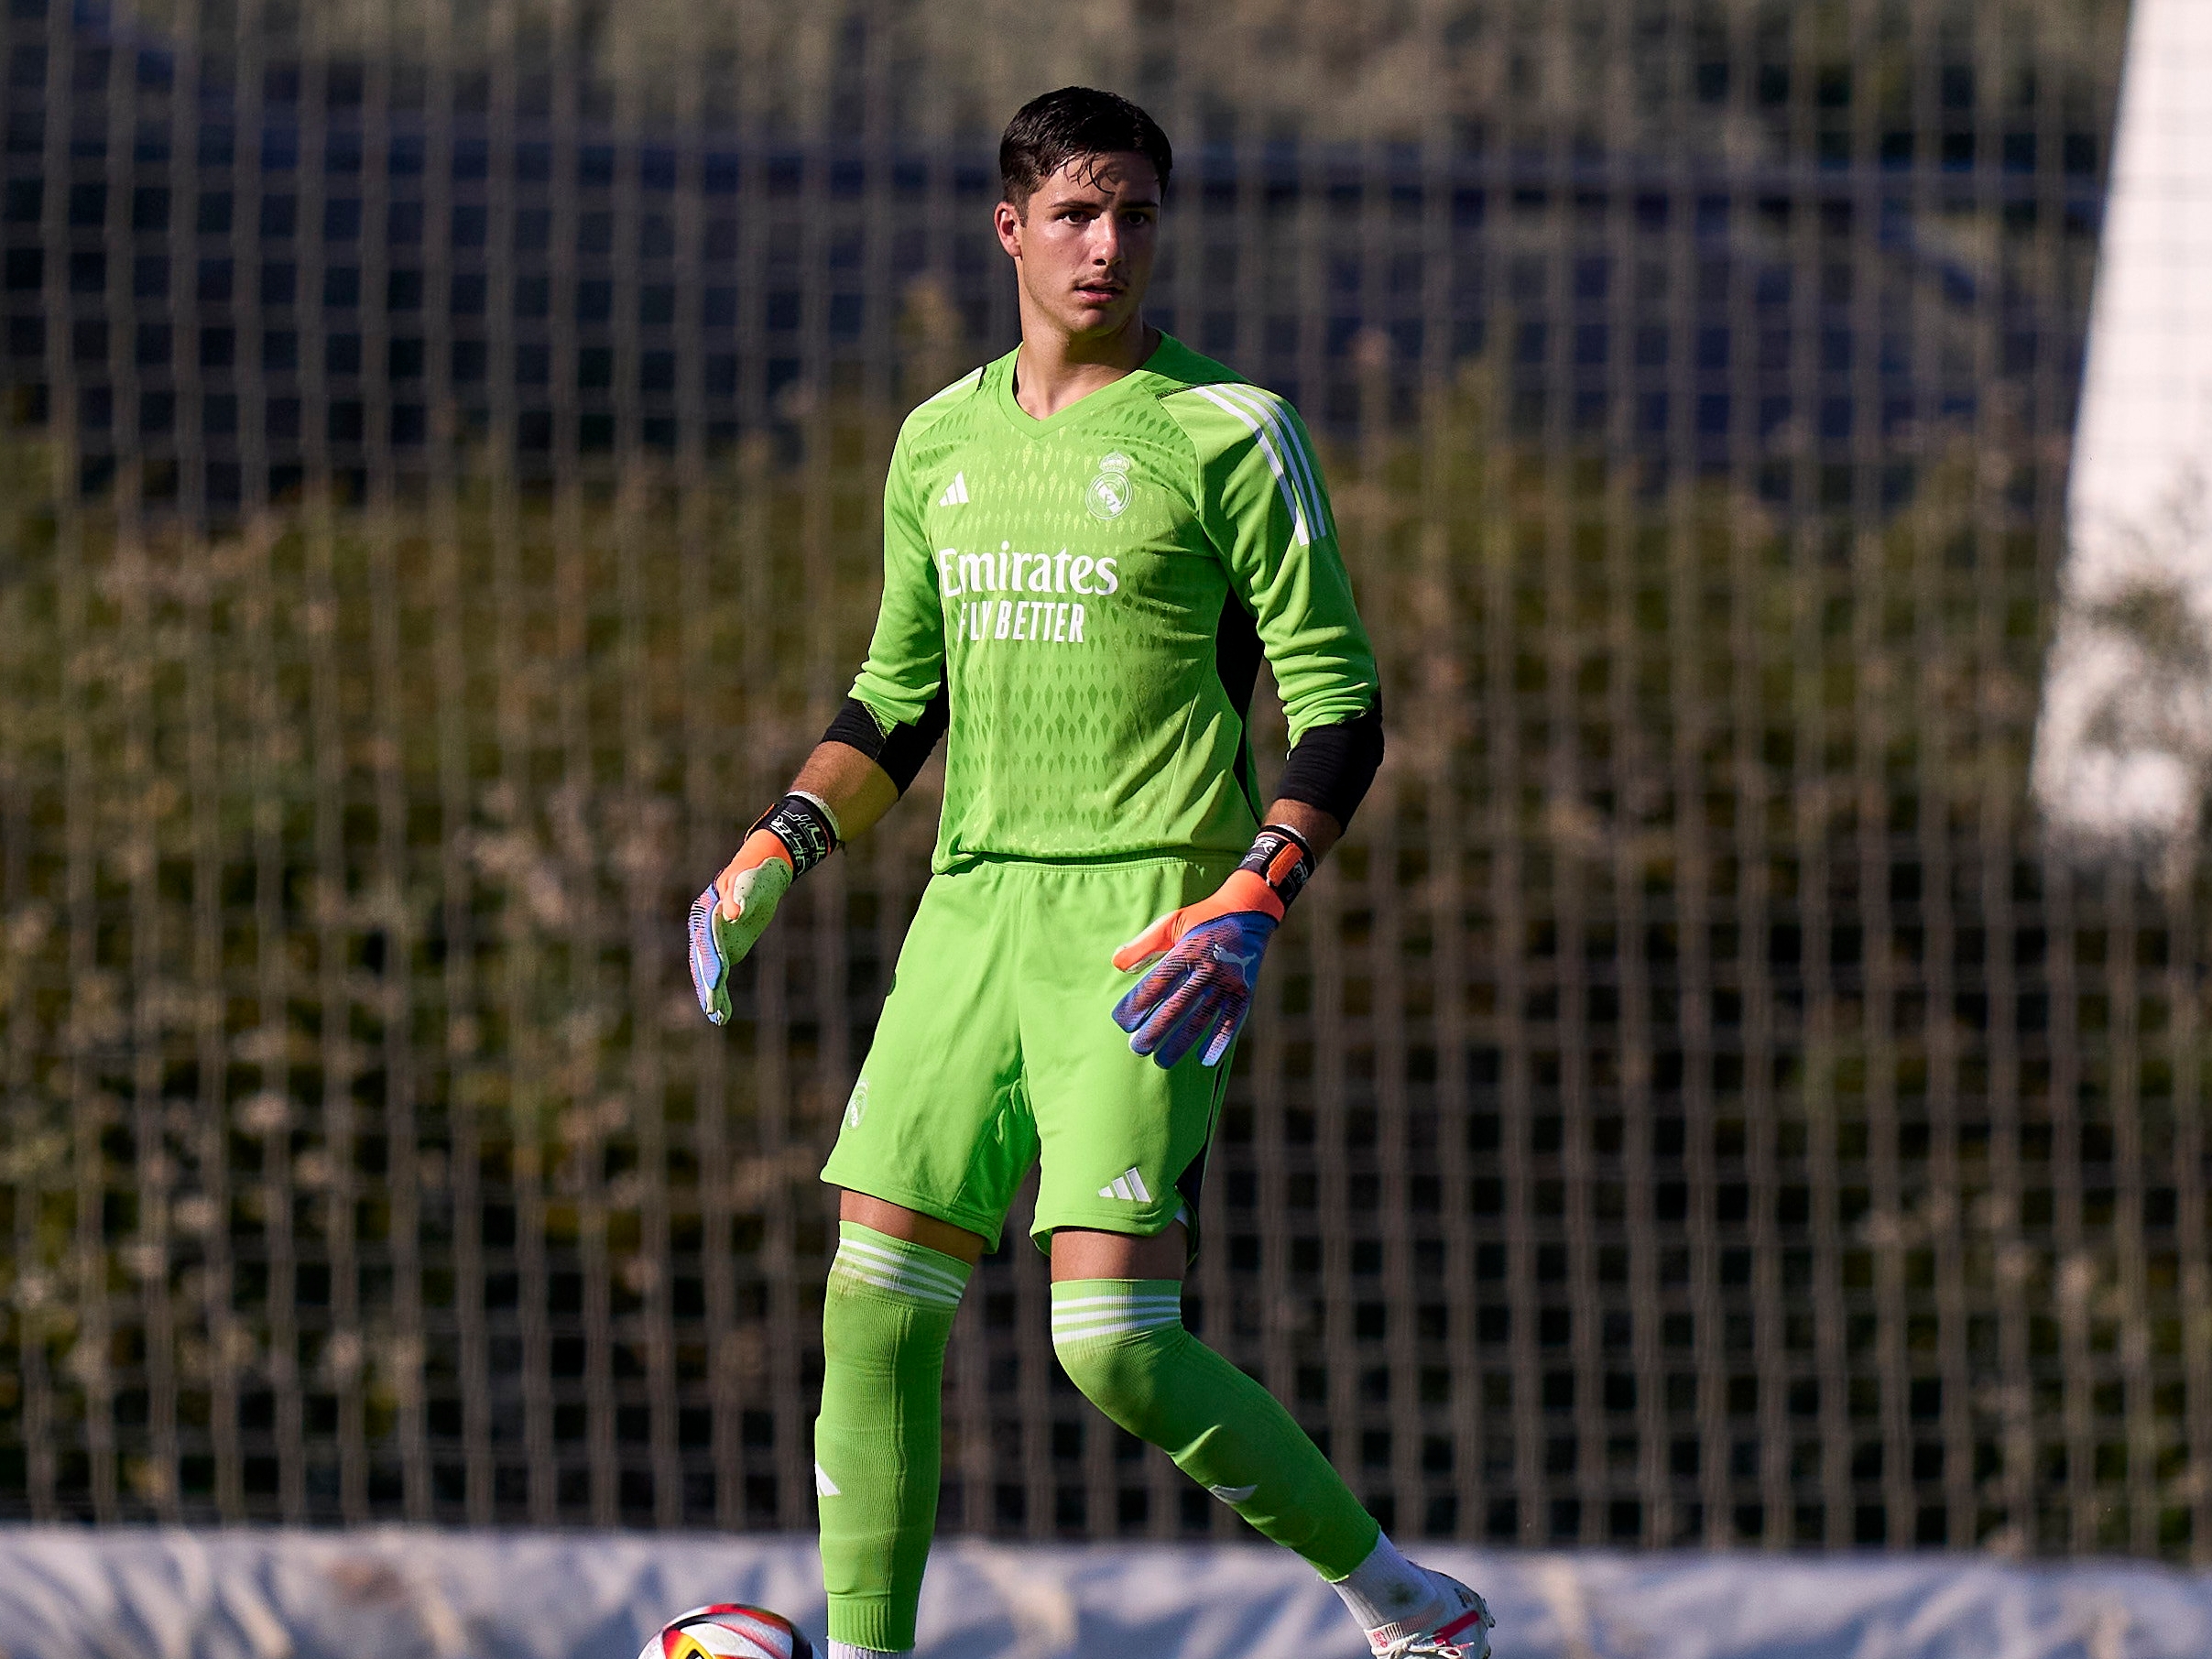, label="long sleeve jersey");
[848,333,1380,870]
